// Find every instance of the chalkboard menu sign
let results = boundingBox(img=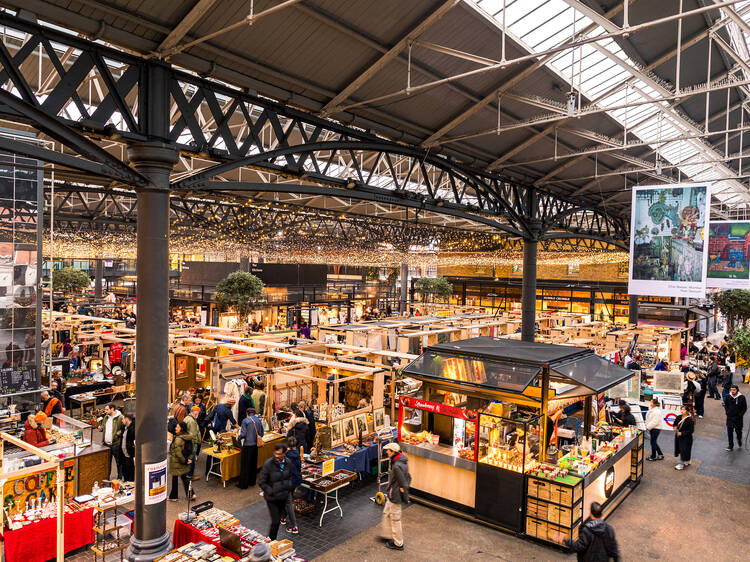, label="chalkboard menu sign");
[0,366,39,394]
